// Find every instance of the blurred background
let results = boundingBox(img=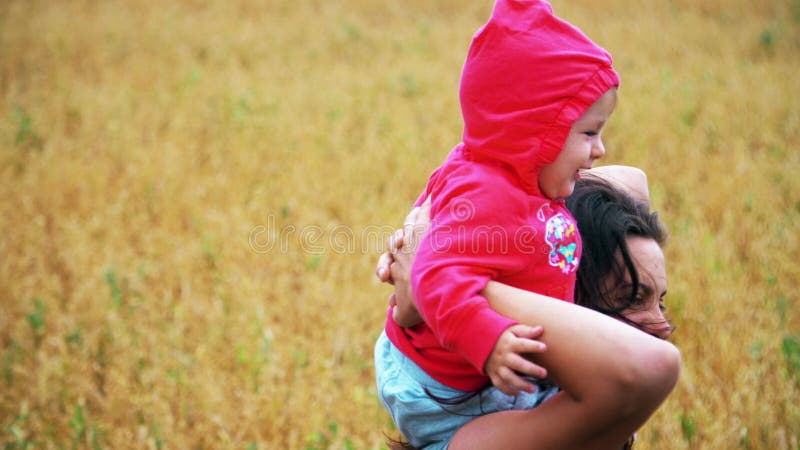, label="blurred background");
[1,0,798,448]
